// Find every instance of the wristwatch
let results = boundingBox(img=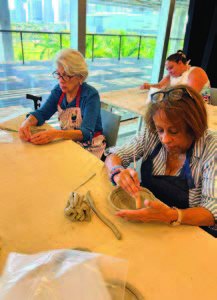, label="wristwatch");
[170,207,182,226]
